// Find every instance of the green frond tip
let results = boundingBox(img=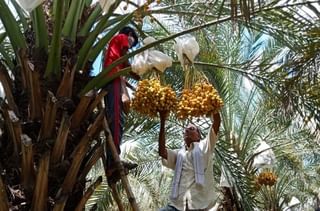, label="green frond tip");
[0,0,27,53]
[45,0,65,78]
[31,6,49,51]
[62,0,86,42]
